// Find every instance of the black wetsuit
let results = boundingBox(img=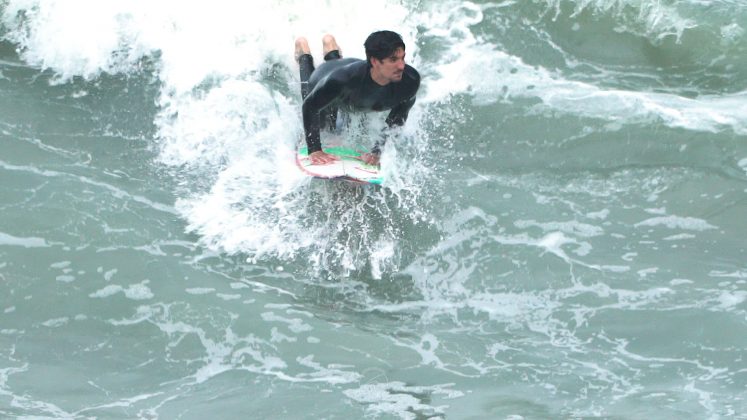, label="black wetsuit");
[298,52,420,154]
